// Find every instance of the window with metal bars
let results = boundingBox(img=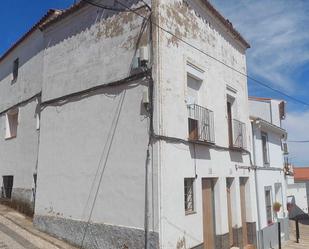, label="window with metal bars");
[265,189,273,225]
[184,178,195,214]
